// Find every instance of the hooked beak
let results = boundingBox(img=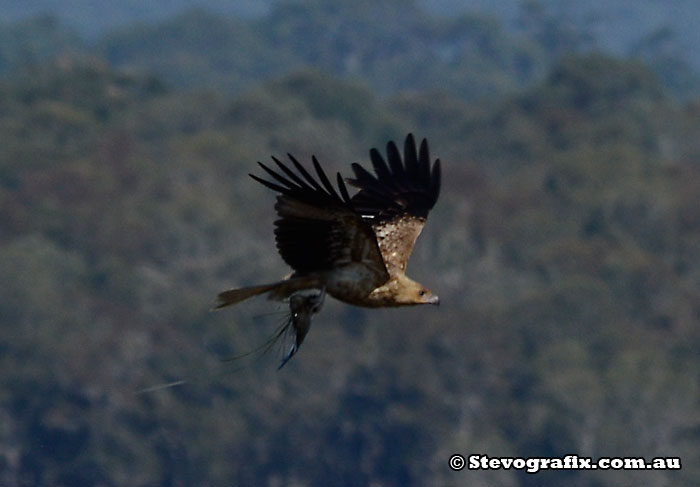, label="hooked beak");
[427,295,440,306]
